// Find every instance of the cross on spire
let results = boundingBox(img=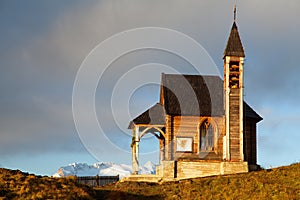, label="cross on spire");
[234,4,237,21]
